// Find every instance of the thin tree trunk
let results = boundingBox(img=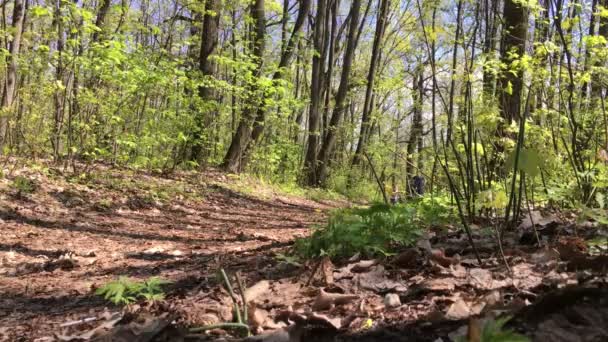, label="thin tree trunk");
[313,0,363,186]
[352,0,389,166]
[498,0,528,124]
[191,0,221,163]
[304,0,329,185]
[221,0,266,172]
[0,0,27,147]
